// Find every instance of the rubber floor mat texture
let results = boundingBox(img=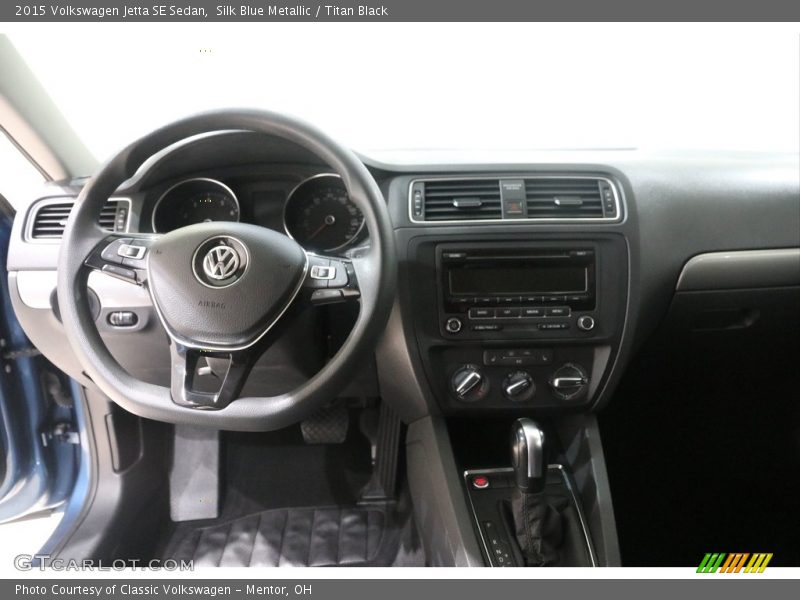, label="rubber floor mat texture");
[167,506,391,567]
